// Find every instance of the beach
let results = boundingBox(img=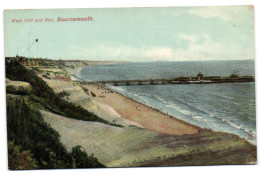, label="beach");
[5,60,256,168]
[56,61,202,134]
[80,83,201,135]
